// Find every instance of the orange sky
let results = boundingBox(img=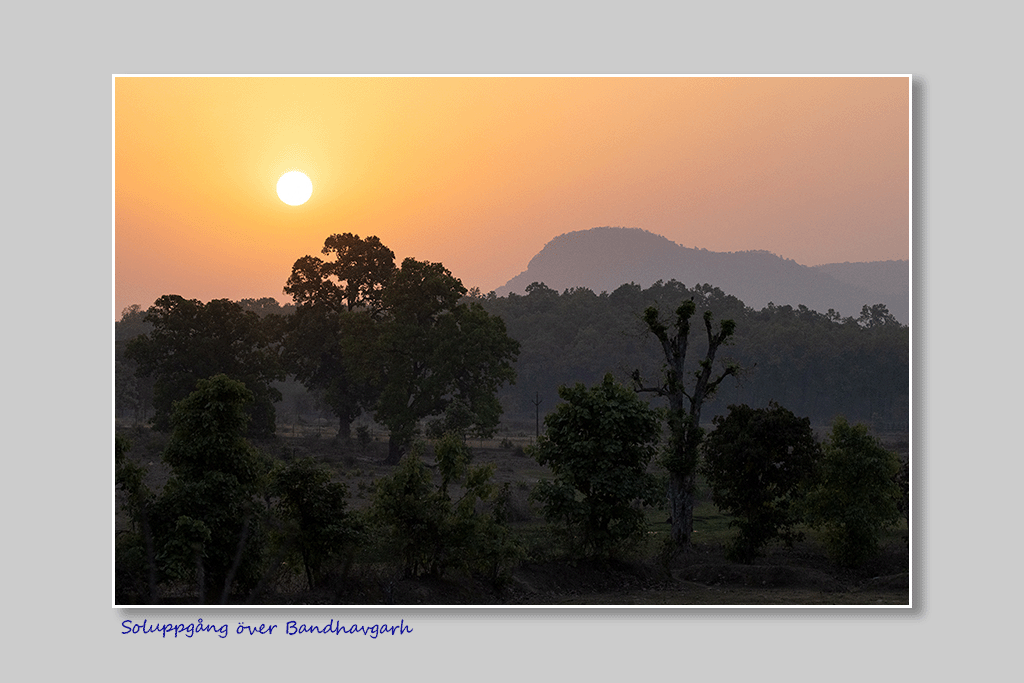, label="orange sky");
[114,76,909,316]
